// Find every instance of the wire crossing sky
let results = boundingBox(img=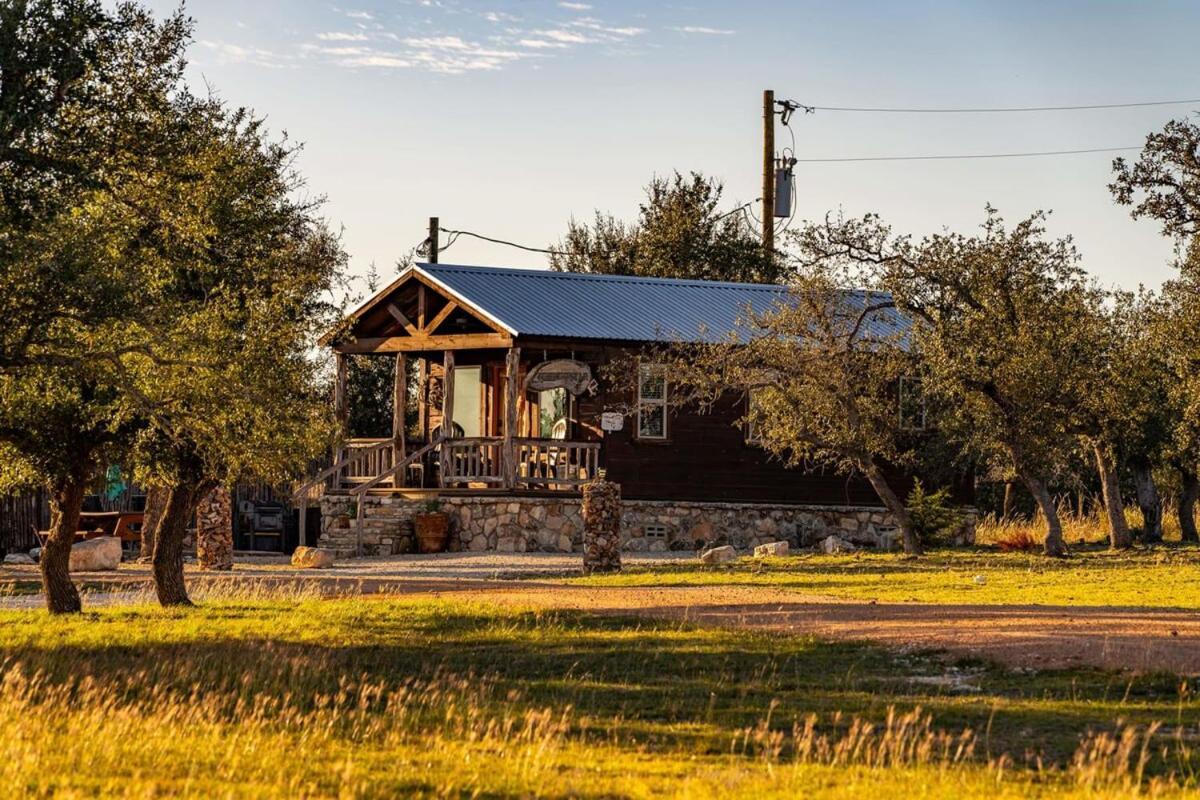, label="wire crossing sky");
[136,0,1200,292]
